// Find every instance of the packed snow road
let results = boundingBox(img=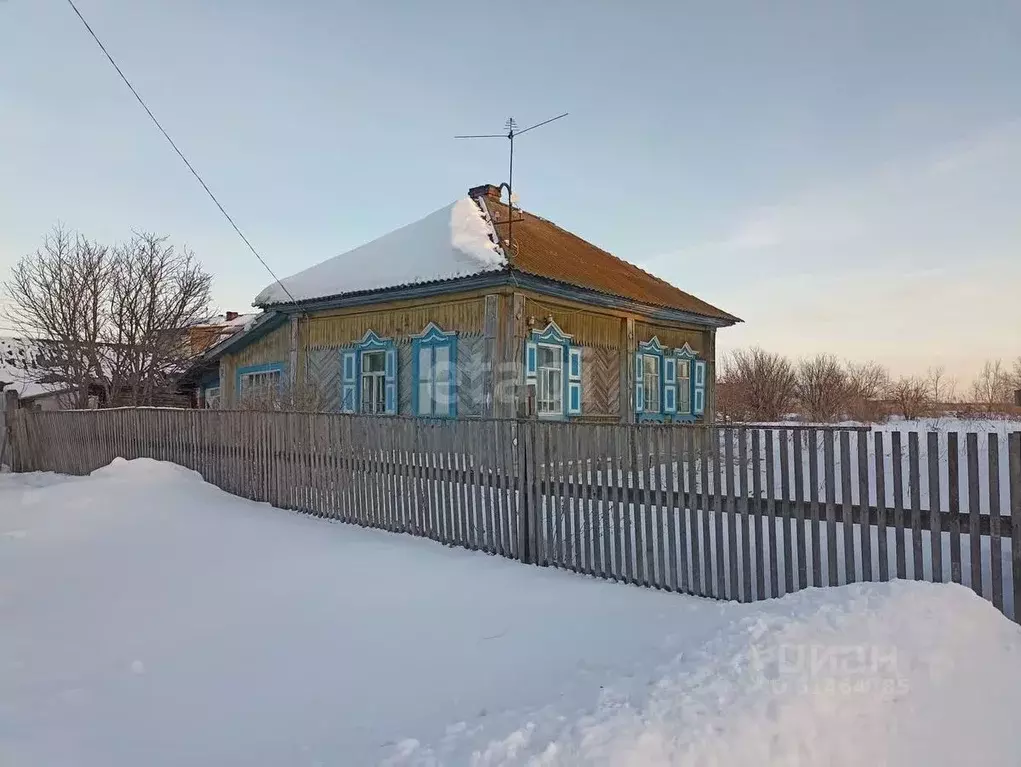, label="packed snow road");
[2,459,1020,765]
